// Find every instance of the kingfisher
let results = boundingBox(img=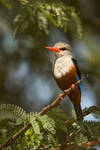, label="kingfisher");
[45,42,83,121]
